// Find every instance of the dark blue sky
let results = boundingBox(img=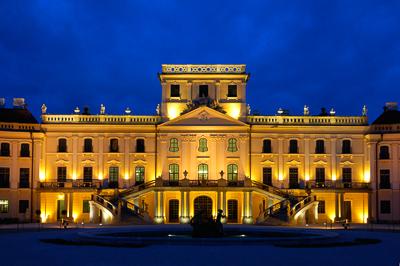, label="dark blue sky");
[1,1,400,121]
